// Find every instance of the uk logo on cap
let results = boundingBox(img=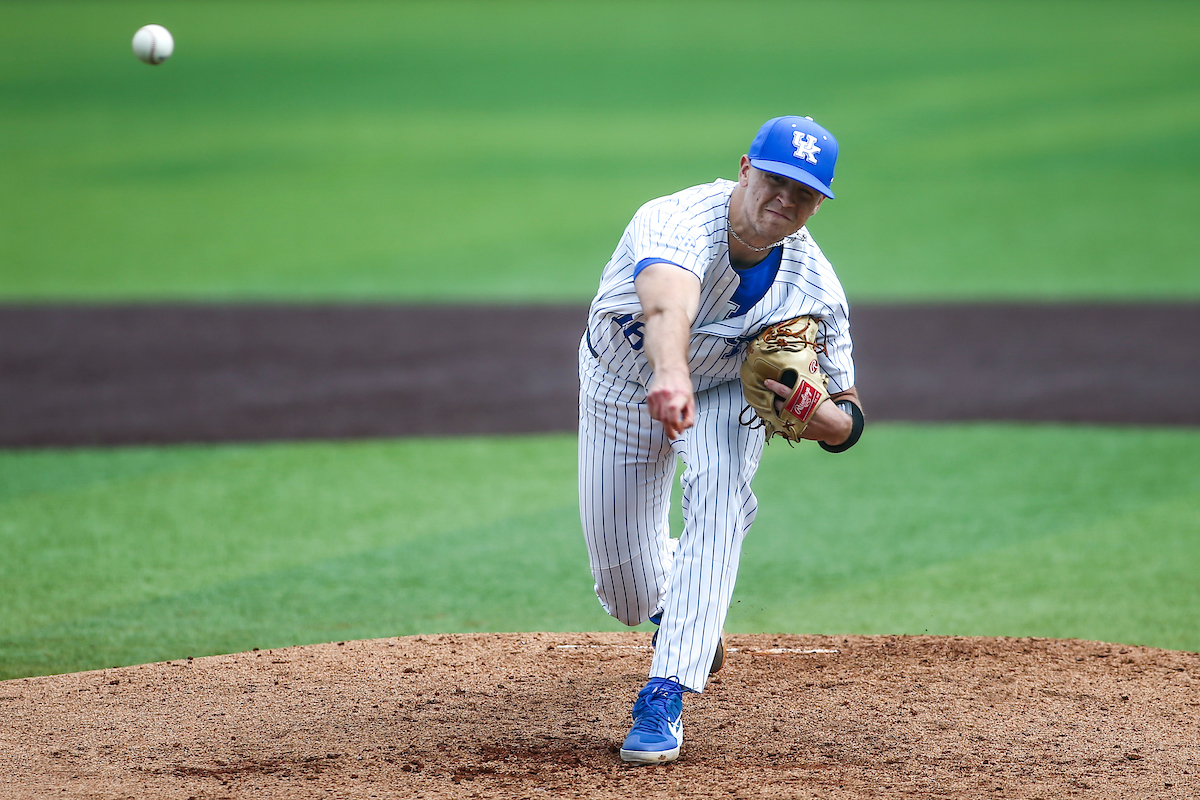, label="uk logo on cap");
[748,116,838,198]
[792,131,821,164]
